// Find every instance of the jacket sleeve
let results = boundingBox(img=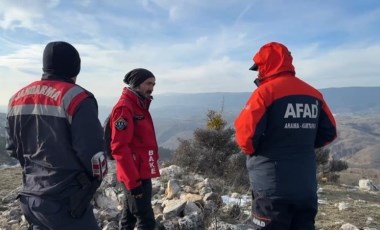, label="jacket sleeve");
[110,105,141,189]
[5,116,18,160]
[71,97,105,178]
[5,96,20,163]
[234,90,268,155]
[315,100,337,148]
